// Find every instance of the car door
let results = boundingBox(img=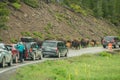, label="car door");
[58,42,67,56]
[32,43,39,57]
[62,42,68,55]
[57,42,63,55]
